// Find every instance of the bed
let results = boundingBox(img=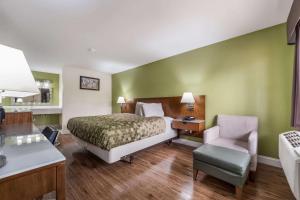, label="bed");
[67,96,205,163]
[68,114,176,163]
